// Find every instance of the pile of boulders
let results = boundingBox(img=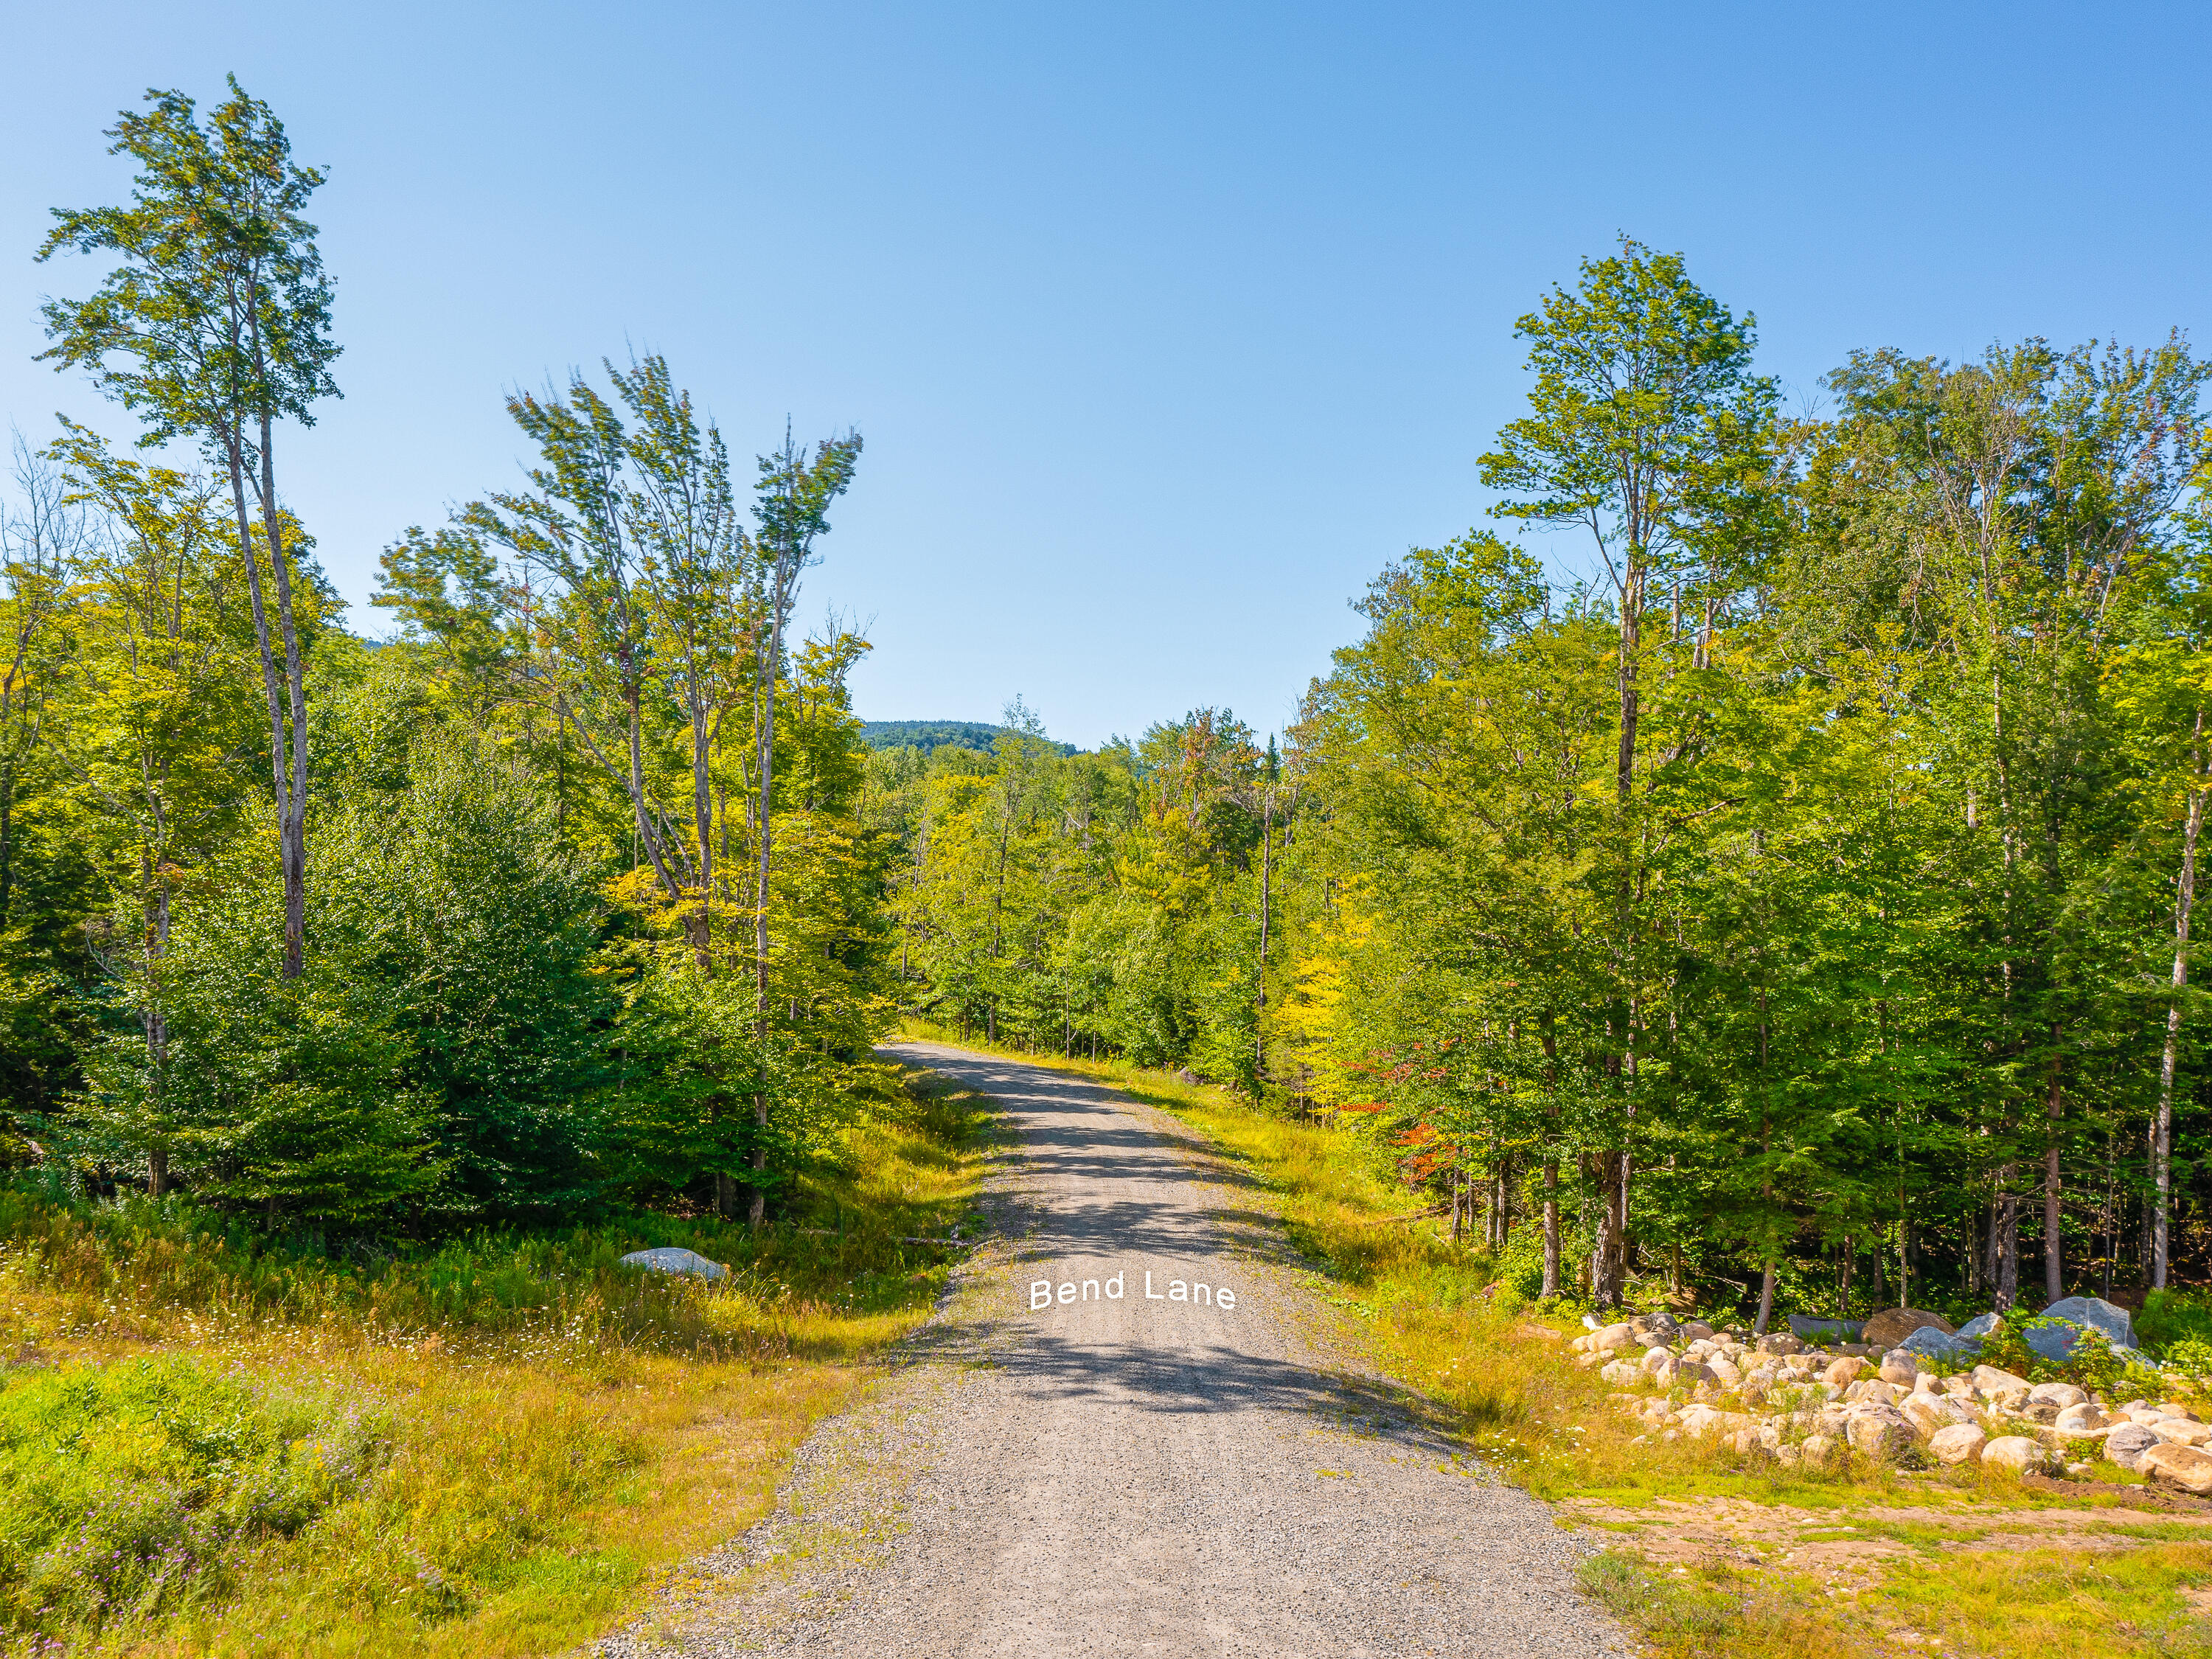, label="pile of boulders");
[1565,1300,2212,1496]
